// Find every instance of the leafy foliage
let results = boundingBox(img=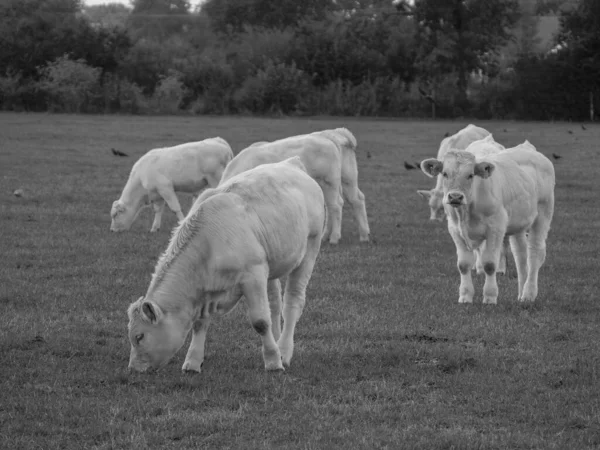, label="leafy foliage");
[0,0,597,119]
[408,0,520,109]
